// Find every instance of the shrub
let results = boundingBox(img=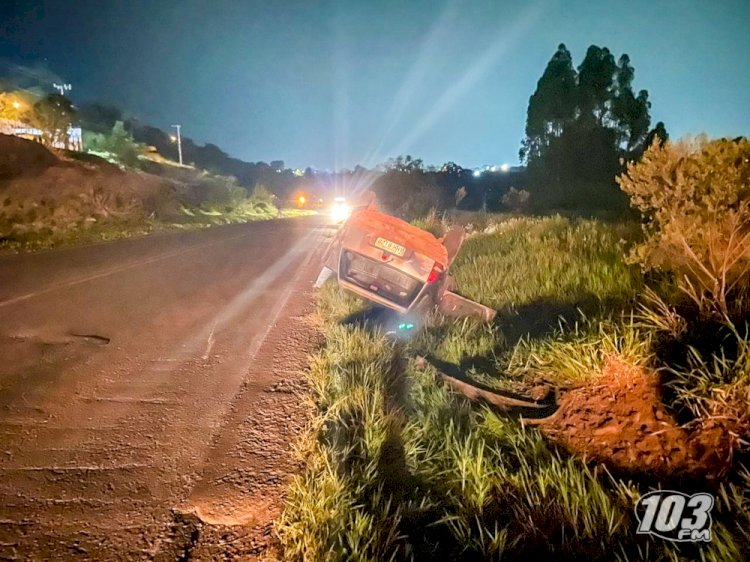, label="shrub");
[195,174,248,211]
[84,121,145,167]
[250,183,275,206]
[502,187,531,212]
[618,136,750,321]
